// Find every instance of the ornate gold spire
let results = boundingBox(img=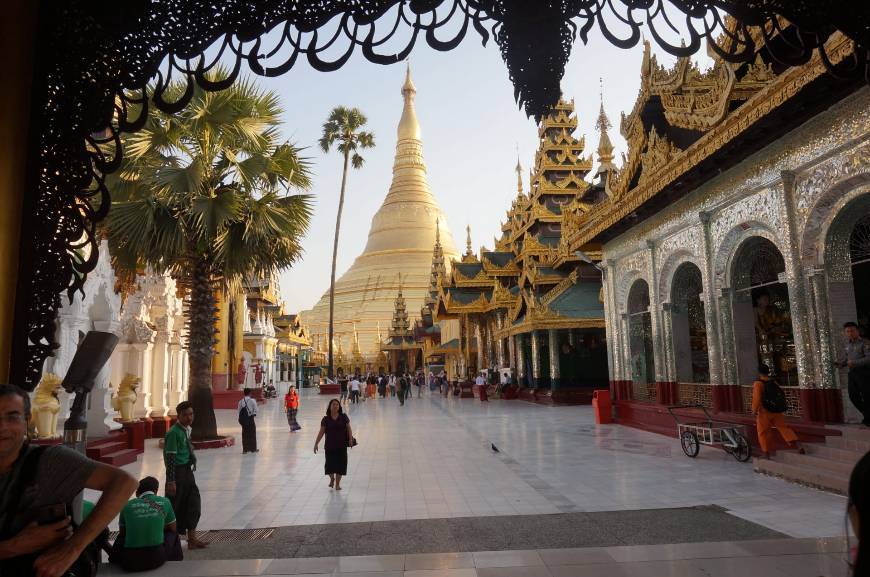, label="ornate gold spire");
[300,66,460,361]
[595,80,616,175]
[515,155,524,195]
[397,61,420,141]
[465,225,473,256]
